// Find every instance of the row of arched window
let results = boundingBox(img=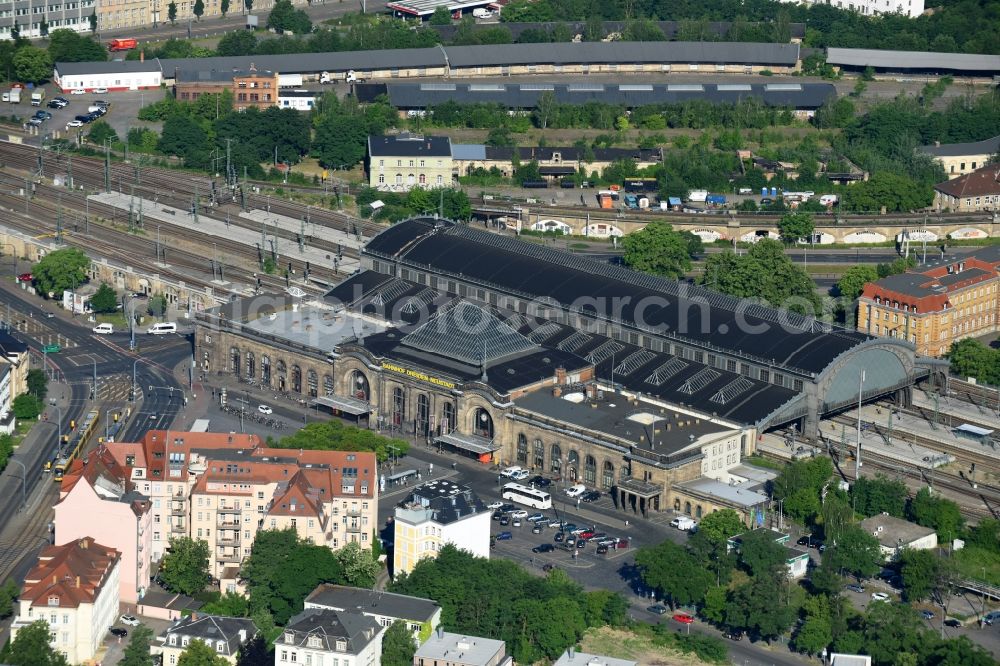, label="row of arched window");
[514,434,618,488]
[230,347,332,396]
